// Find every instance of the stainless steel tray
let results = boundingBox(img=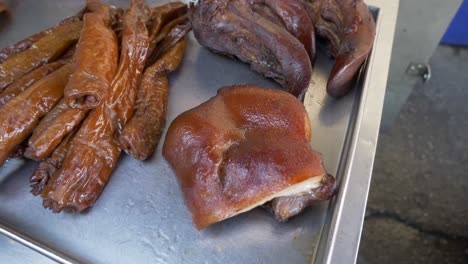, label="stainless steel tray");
[0,1,398,263]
